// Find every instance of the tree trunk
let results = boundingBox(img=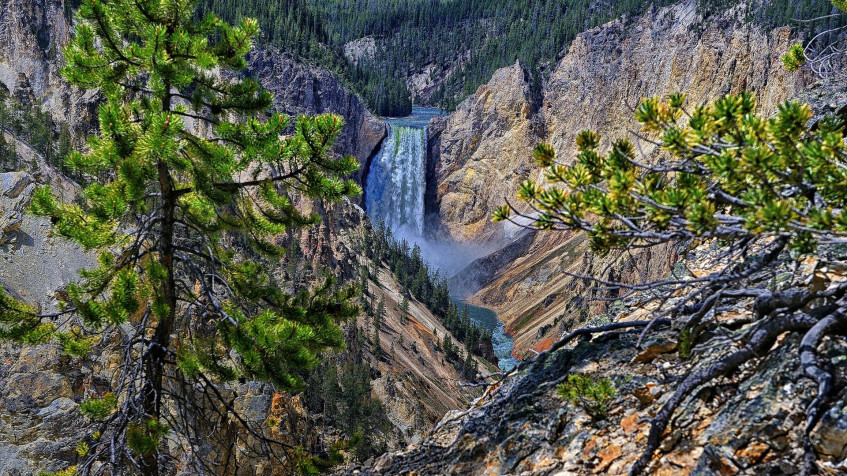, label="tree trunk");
[140,91,176,476]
